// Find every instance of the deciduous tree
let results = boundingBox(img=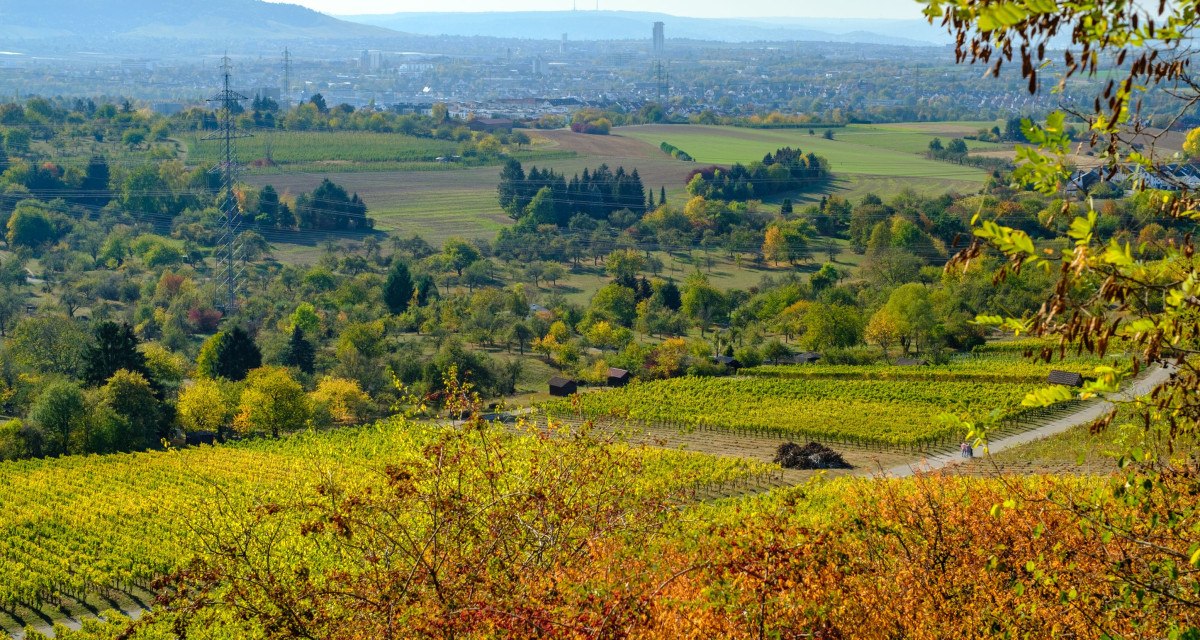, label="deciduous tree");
[234,367,308,438]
